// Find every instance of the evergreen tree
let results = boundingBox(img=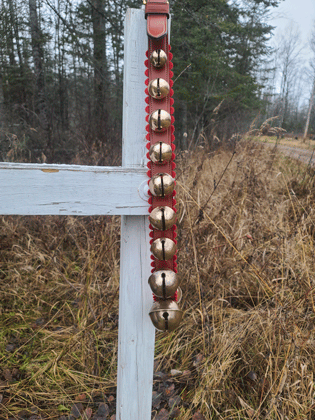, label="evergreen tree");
[171,0,282,147]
